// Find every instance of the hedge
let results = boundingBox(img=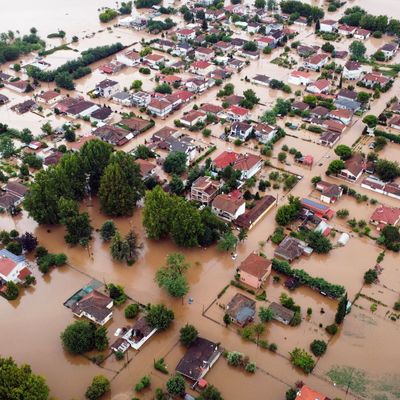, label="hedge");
[374,129,400,144]
[272,258,345,298]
